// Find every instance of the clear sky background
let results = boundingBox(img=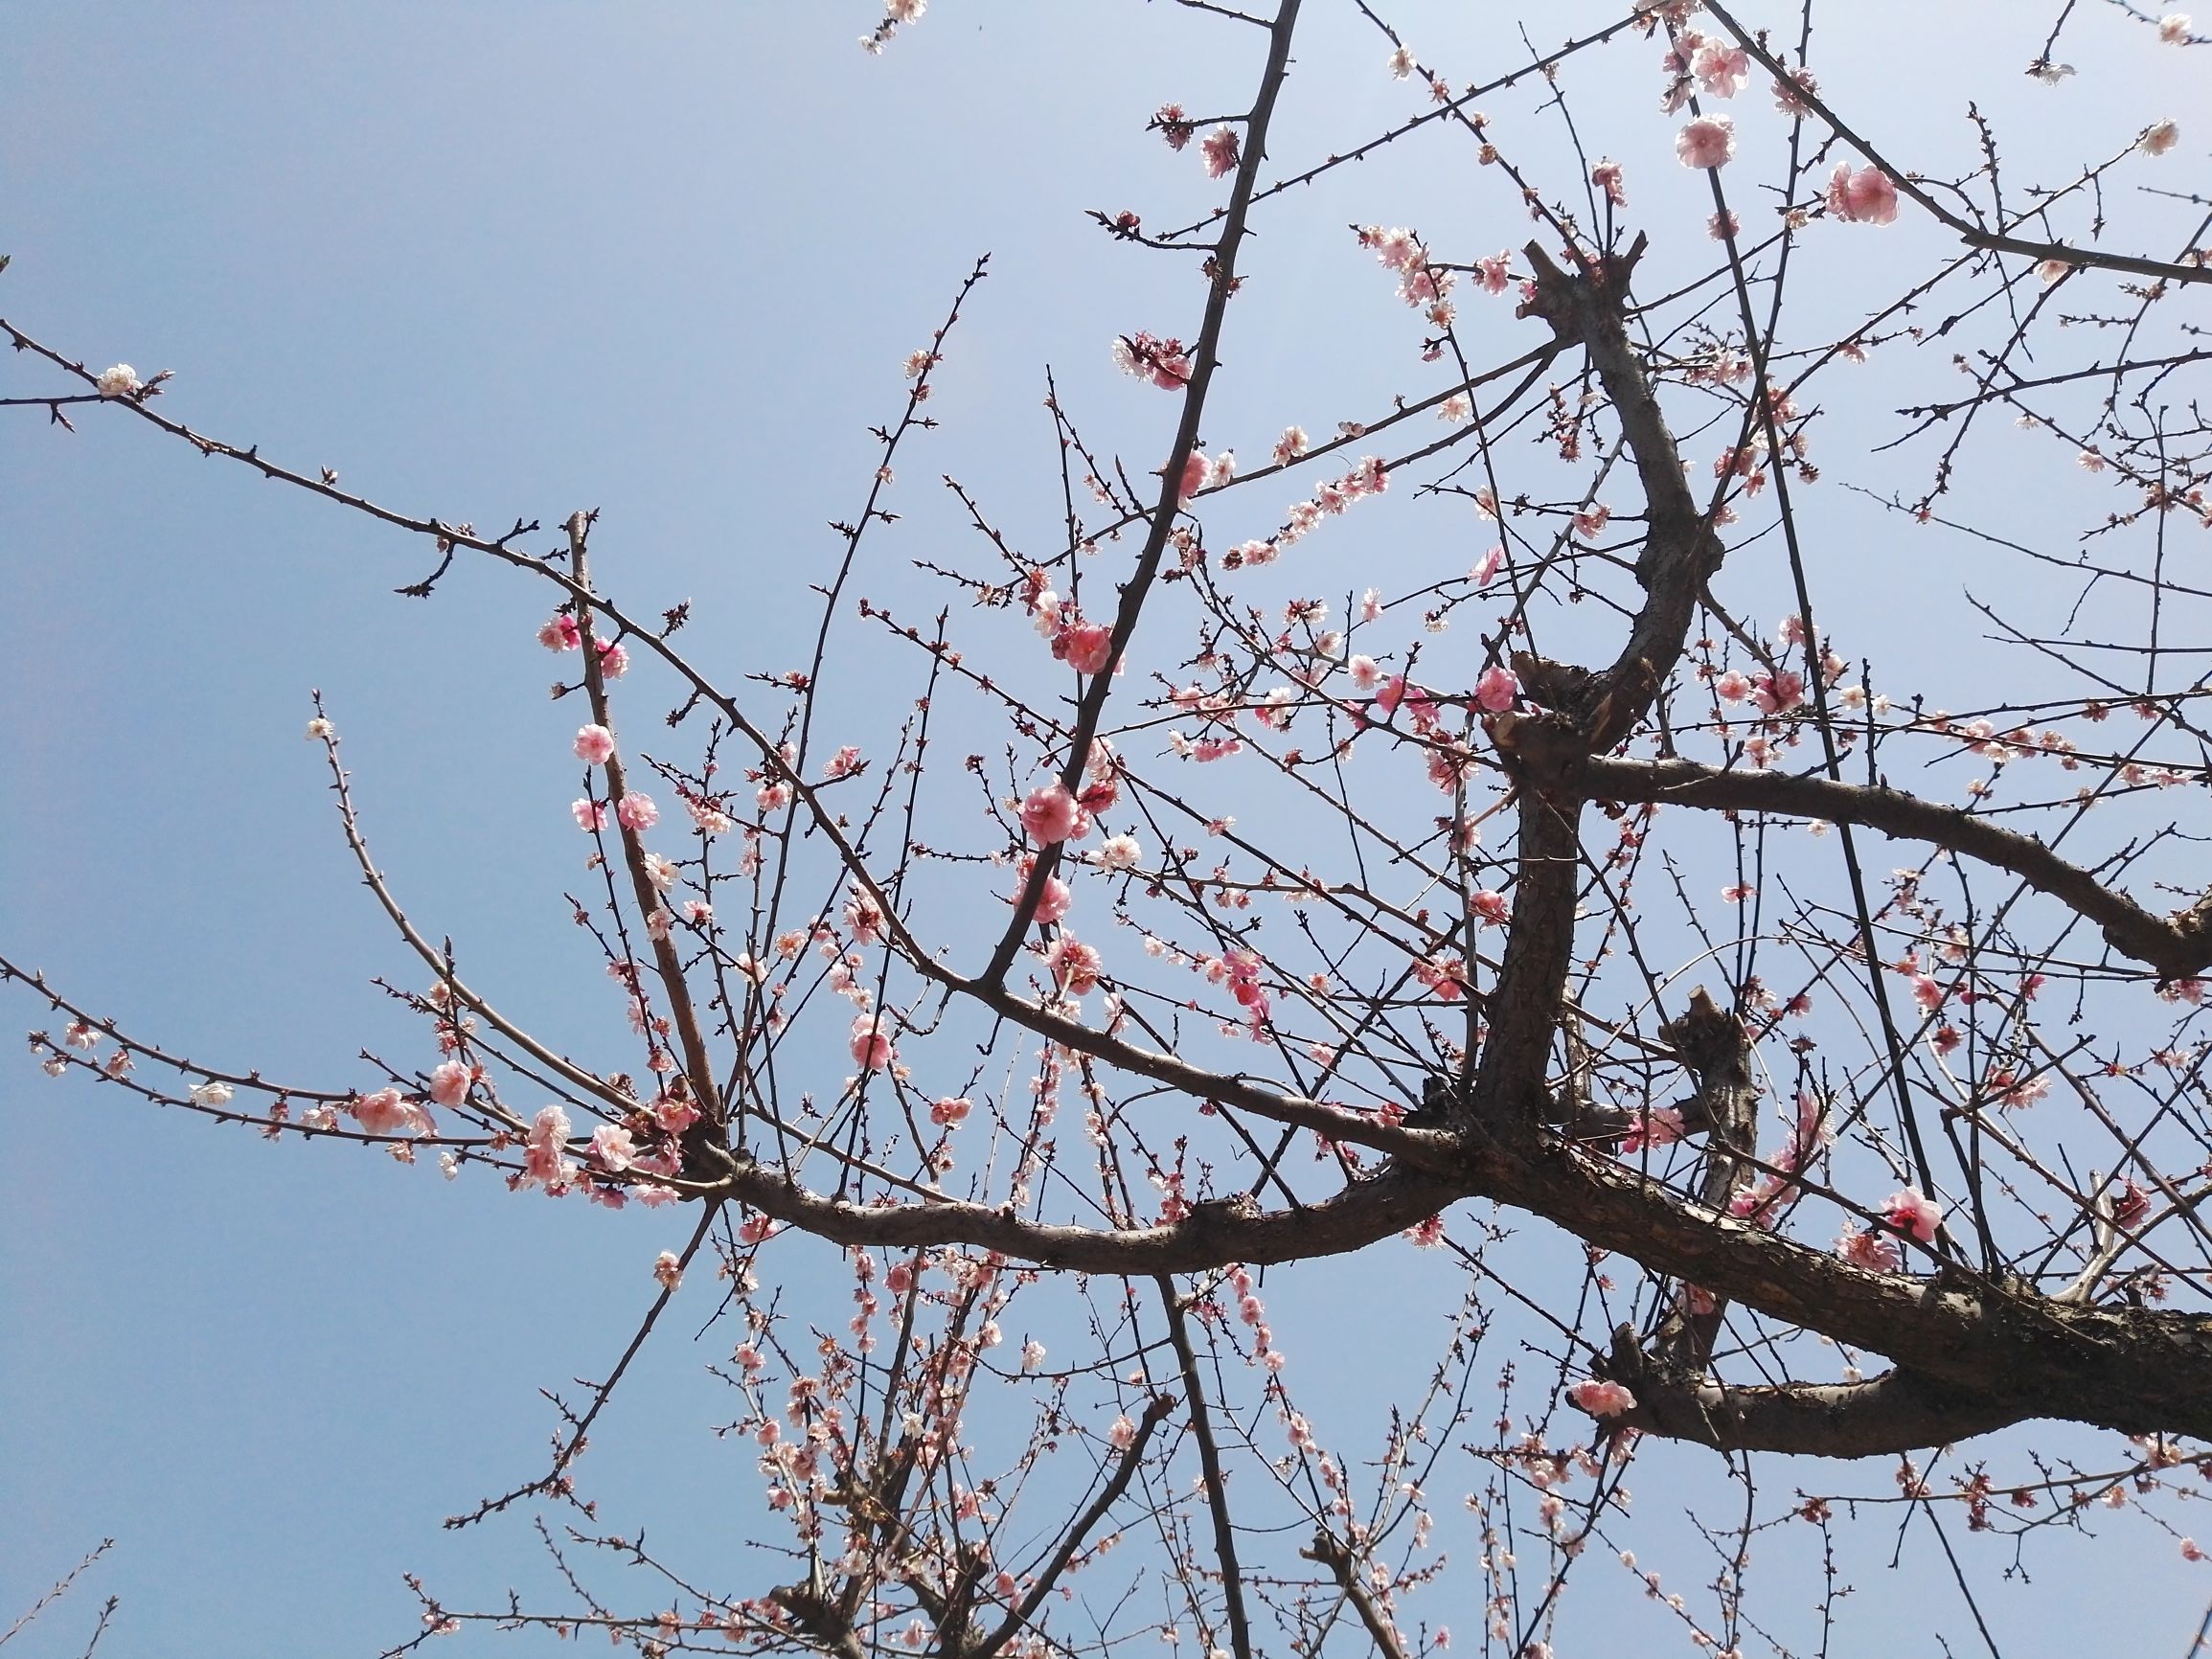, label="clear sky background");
[5,3,2211,1655]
